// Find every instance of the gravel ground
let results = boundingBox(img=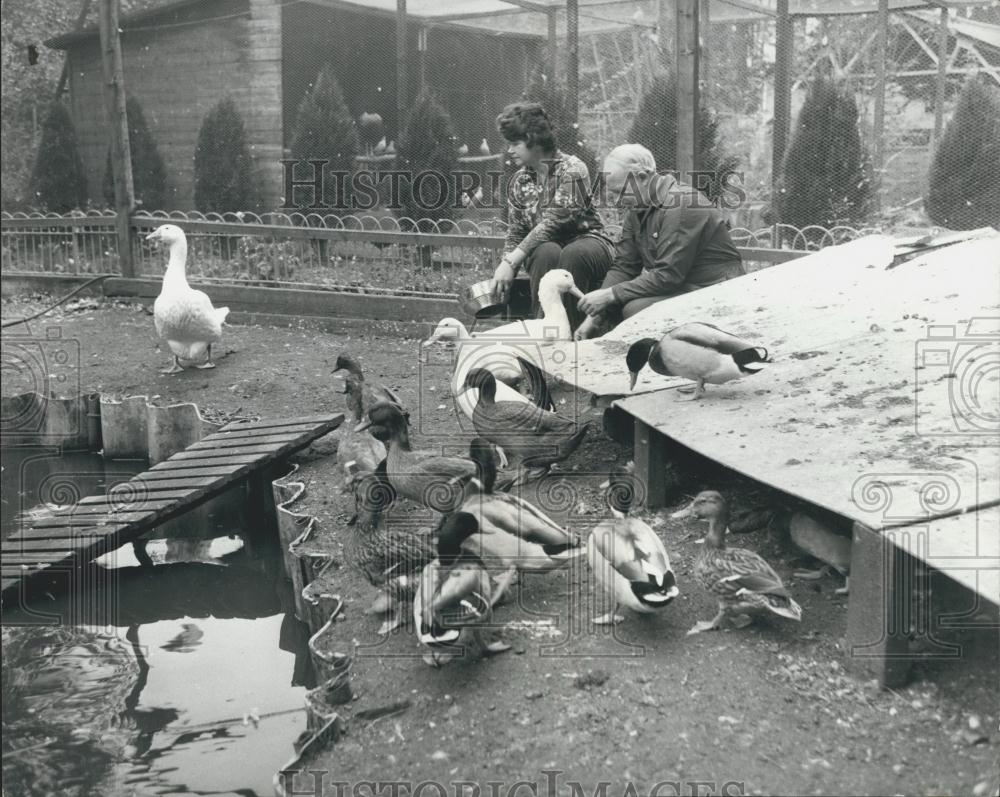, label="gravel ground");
[2,294,997,797]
